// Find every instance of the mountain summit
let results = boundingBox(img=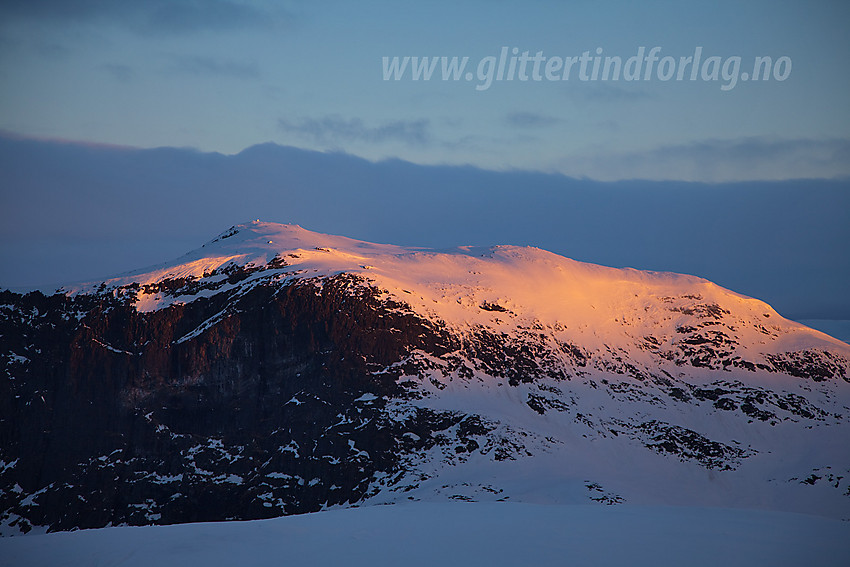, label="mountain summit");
[2,221,849,533]
[63,221,849,352]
